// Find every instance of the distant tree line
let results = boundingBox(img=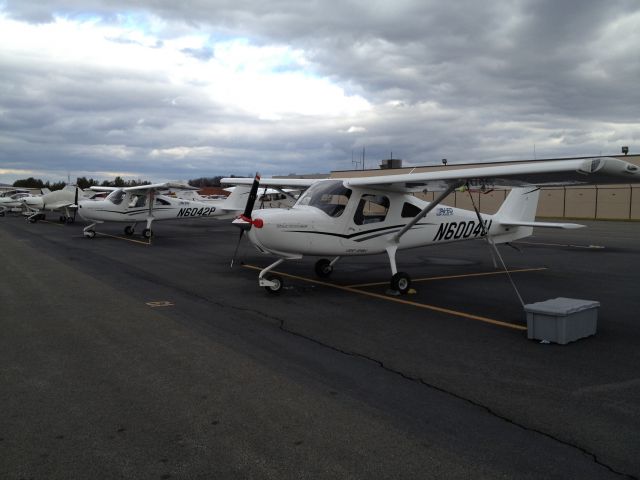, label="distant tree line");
[12,175,246,190]
[188,175,247,188]
[12,176,152,190]
[188,176,224,187]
